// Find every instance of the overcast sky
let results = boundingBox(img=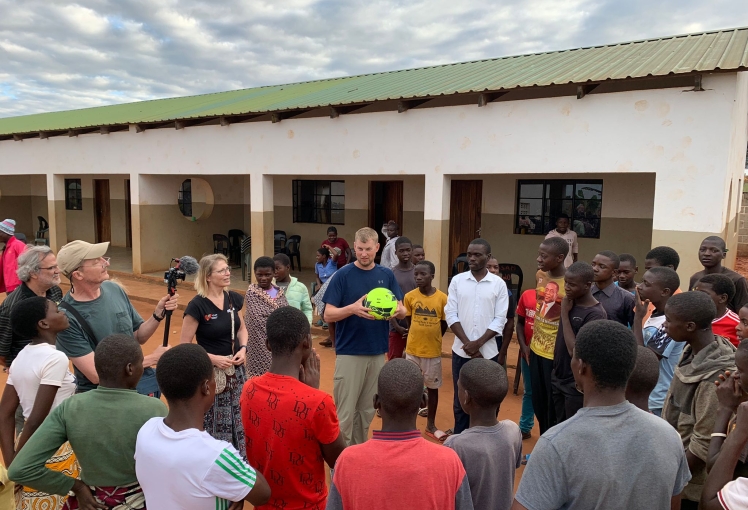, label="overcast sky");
[1,0,746,118]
